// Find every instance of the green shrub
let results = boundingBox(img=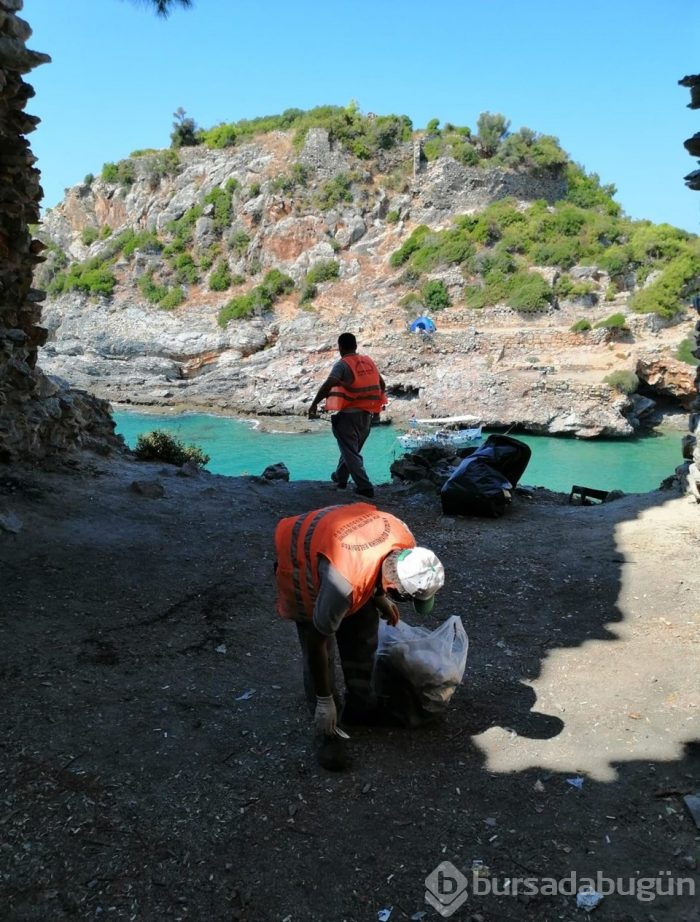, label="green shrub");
[134,429,209,467]
[316,174,353,210]
[48,260,117,298]
[229,229,250,256]
[217,269,294,326]
[299,261,340,304]
[143,149,180,182]
[261,268,294,299]
[386,210,400,224]
[565,164,620,215]
[100,225,112,239]
[83,173,94,186]
[204,185,235,232]
[675,335,700,365]
[450,140,479,166]
[464,285,487,309]
[172,252,198,285]
[594,312,627,330]
[209,260,232,291]
[100,159,136,186]
[116,159,136,185]
[555,275,596,300]
[507,271,553,312]
[389,225,432,268]
[629,253,700,319]
[160,286,186,310]
[121,230,161,257]
[422,138,444,161]
[299,283,317,305]
[421,279,450,310]
[138,272,168,304]
[198,244,220,271]
[305,260,340,285]
[603,370,638,394]
[81,227,98,246]
[201,122,237,149]
[270,163,309,193]
[570,319,592,332]
[248,181,261,198]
